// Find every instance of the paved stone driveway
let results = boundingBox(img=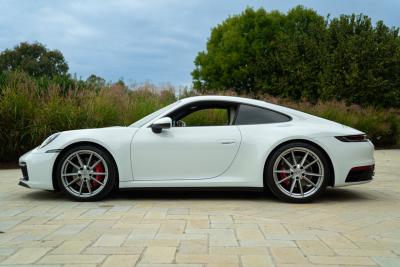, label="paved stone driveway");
[0,150,399,267]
